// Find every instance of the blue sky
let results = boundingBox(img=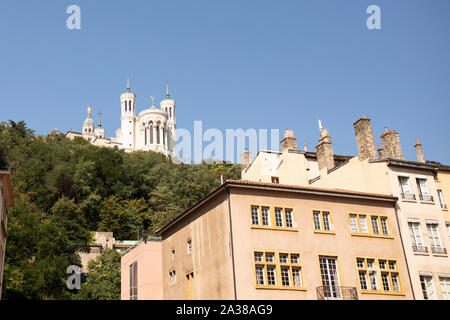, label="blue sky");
[0,0,449,163]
